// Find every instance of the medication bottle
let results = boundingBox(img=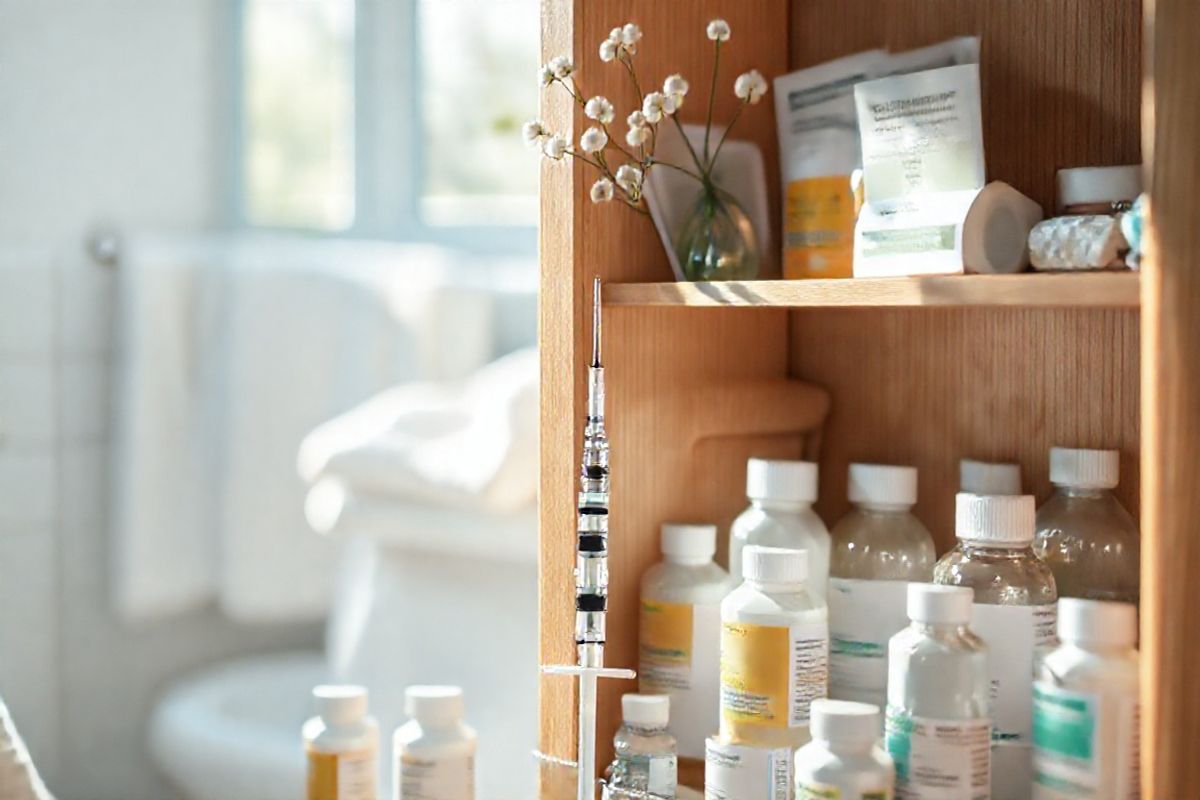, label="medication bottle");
[1033,599,1139,800]
[305,685,379,800]
[960,458,1023,495]
[935,493,1057,800]
[640,522,737,762]
[730,459,830,600]
[795,699,894,800]
[393,686,476,800]
[605,694,678,800]
[886,584,990,800]
[1034,447,1139,605]
[704,737,794,800]
[828,463,935,710]
[720,545,828,749]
